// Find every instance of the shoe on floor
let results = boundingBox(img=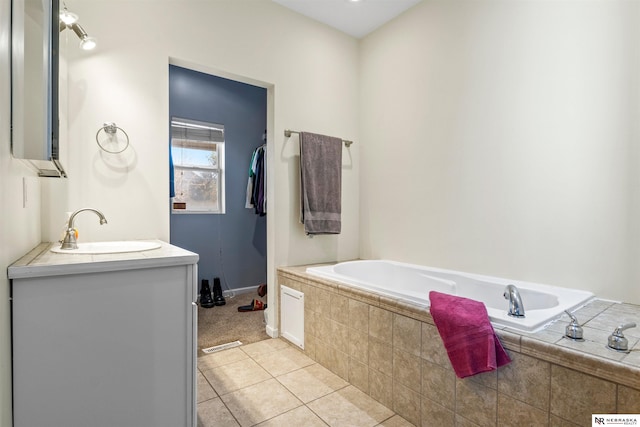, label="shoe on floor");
[213,277,226,306]
[238,299,267,312]
[200,279,214,309]
[257,283,267,297]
